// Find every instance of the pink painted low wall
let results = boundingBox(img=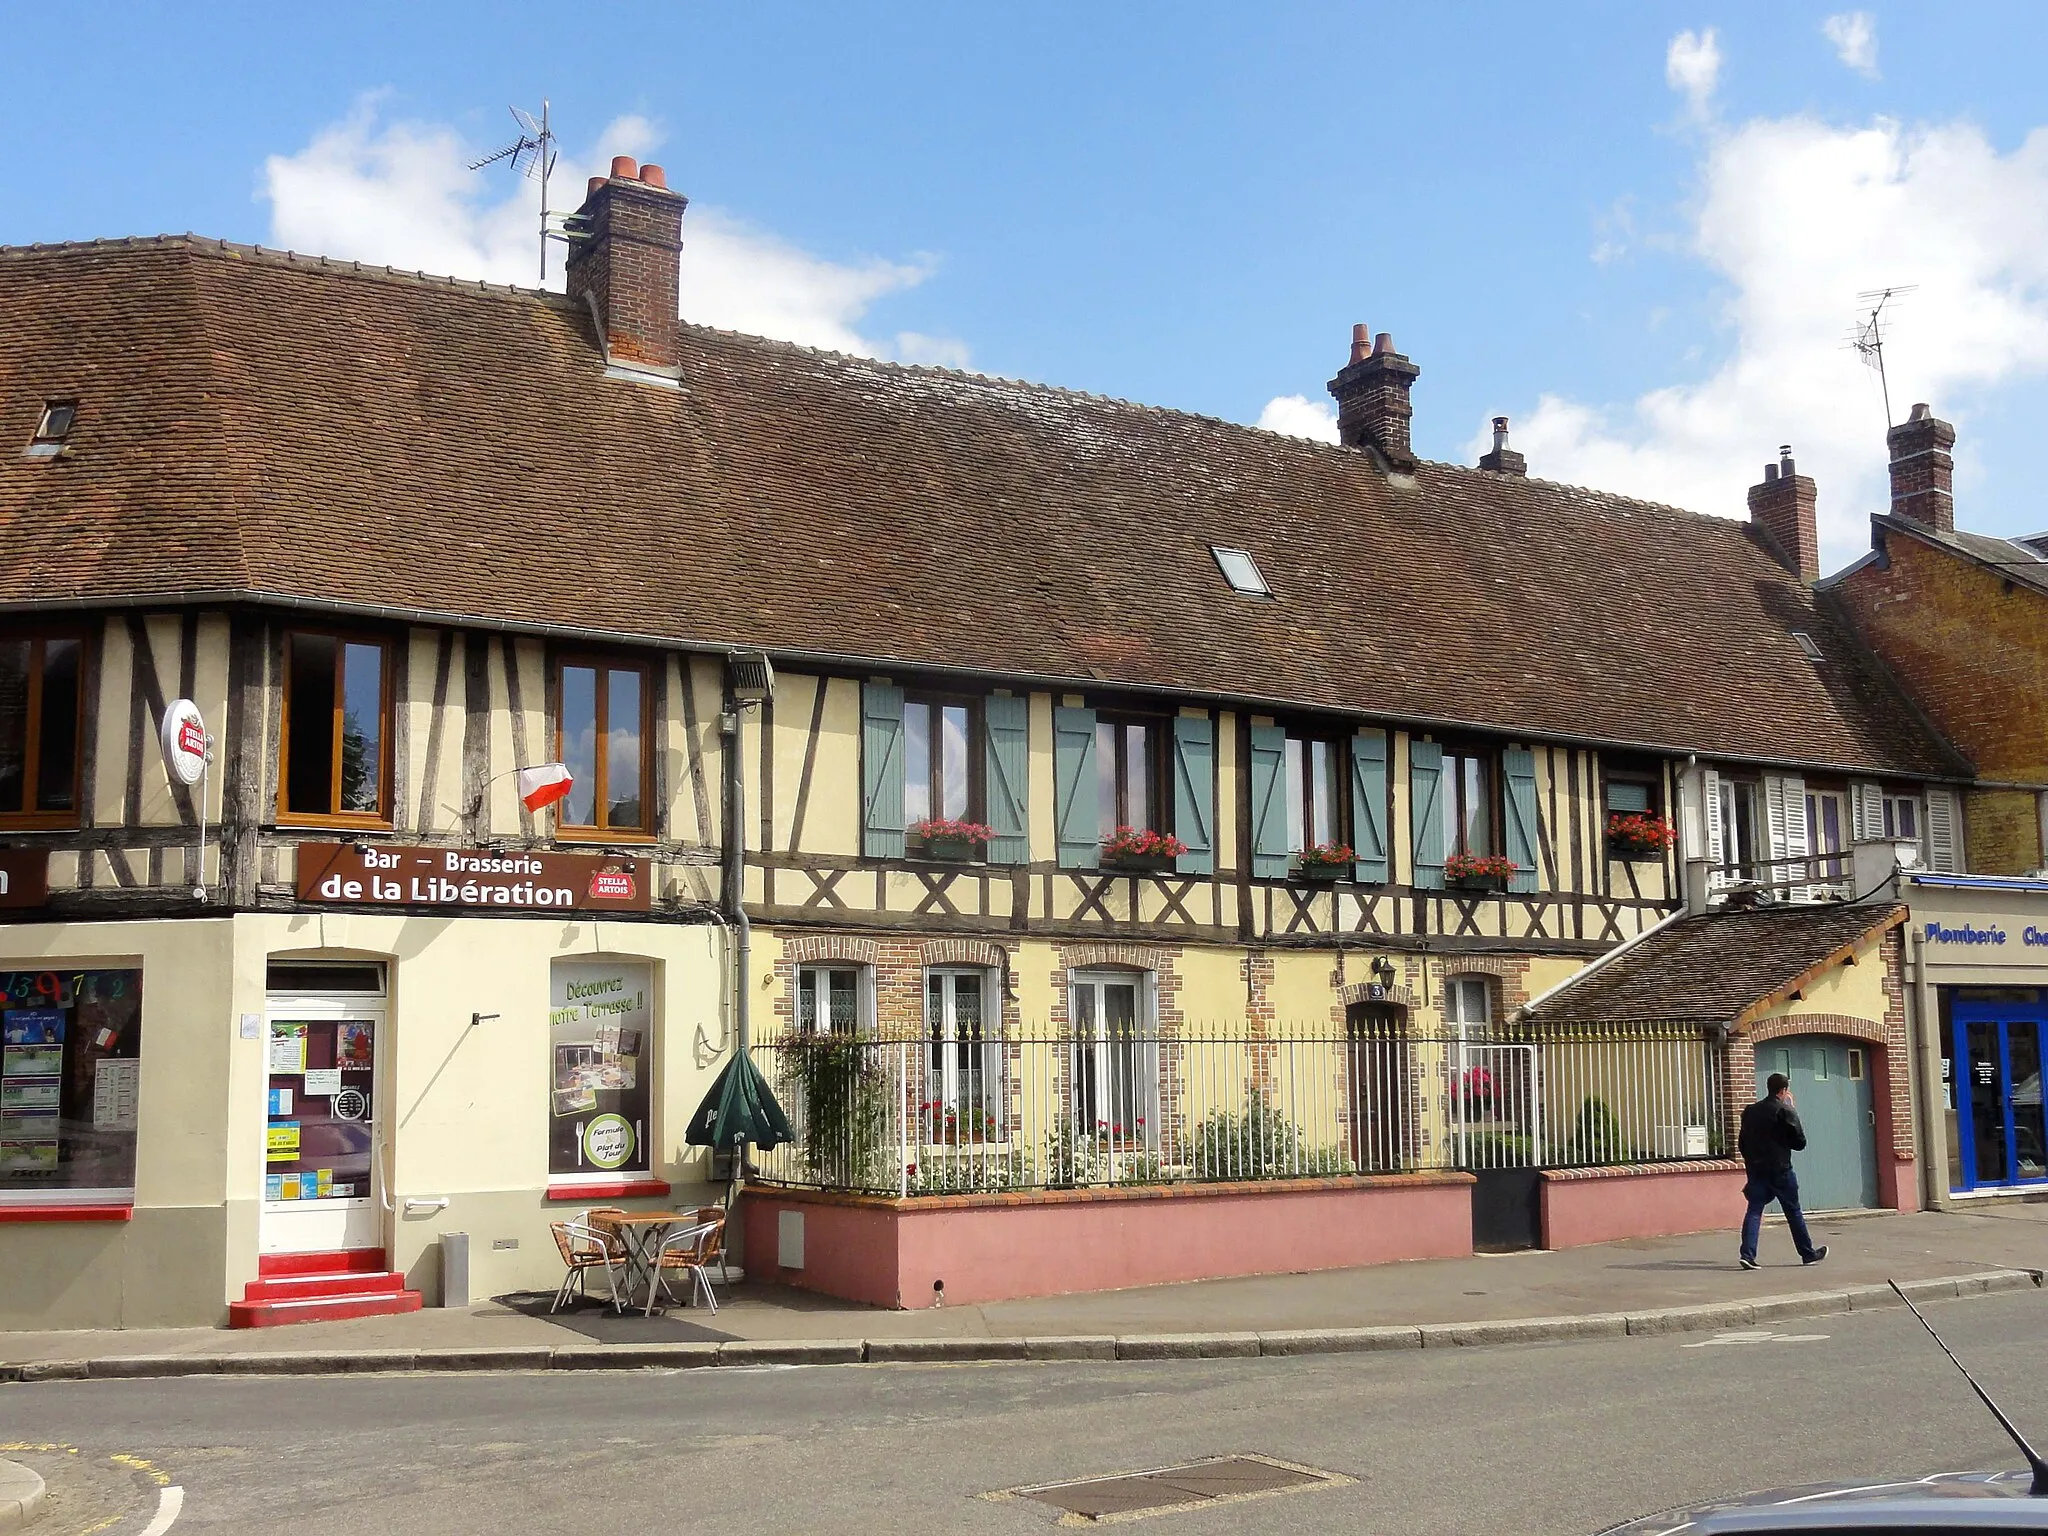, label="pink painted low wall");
[1540,1161,1747,1249]
[742,1173,1476,1310]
